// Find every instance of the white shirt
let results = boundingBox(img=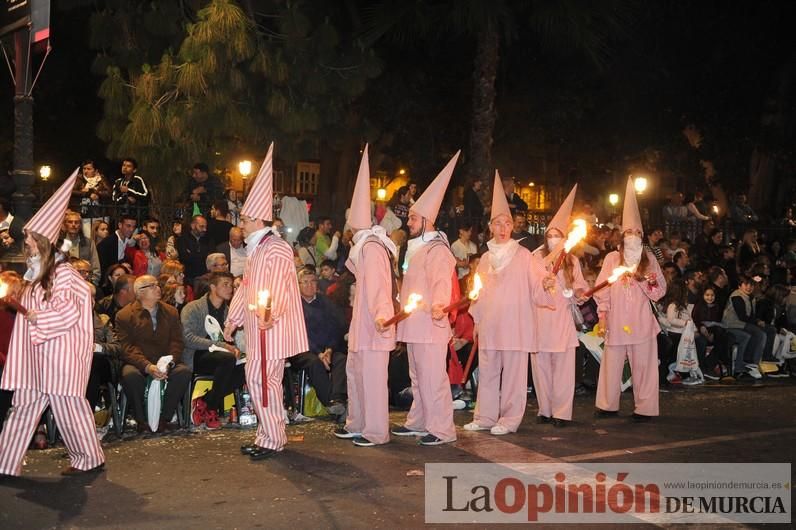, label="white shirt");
[230,244,247,277]
[451,239,477,279]
[116,230,132,261]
